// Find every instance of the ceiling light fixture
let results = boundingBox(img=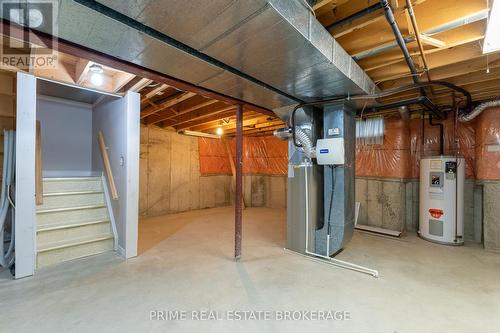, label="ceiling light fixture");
[90,72,104,86]
[89,63,104,74]
[215,127,224,136]
[484,0,500,54]
[89,63,104,86]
